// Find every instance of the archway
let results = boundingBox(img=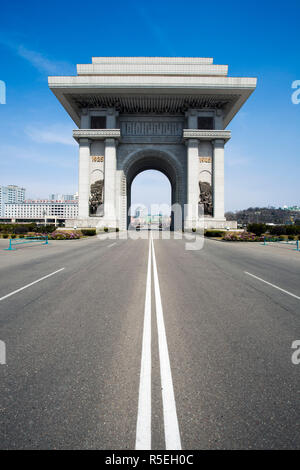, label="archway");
[121,148,185,230]
[130,170,172,230]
